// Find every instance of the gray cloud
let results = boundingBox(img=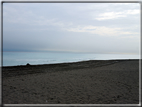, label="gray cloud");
[3,3,140,54]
